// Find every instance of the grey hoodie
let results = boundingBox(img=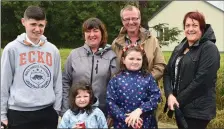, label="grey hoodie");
[61,43,117,116]
[1,33,62,121]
